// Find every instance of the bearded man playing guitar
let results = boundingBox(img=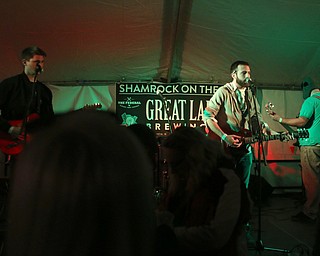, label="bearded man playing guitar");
[202,61,274,189]
[0,46,54,159]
